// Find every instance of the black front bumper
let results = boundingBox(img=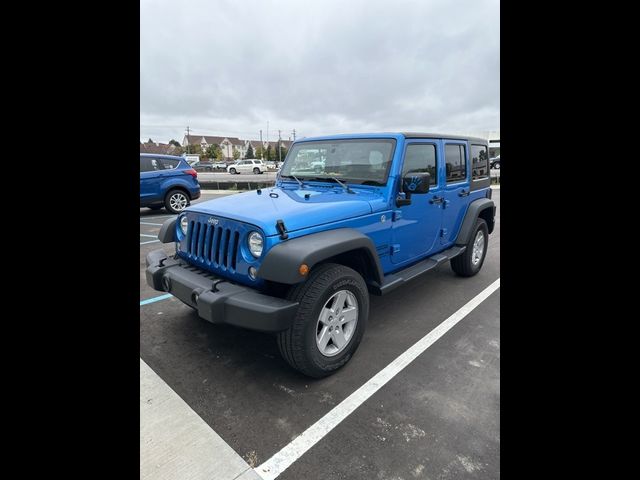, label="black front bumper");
[145,249,298,332]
